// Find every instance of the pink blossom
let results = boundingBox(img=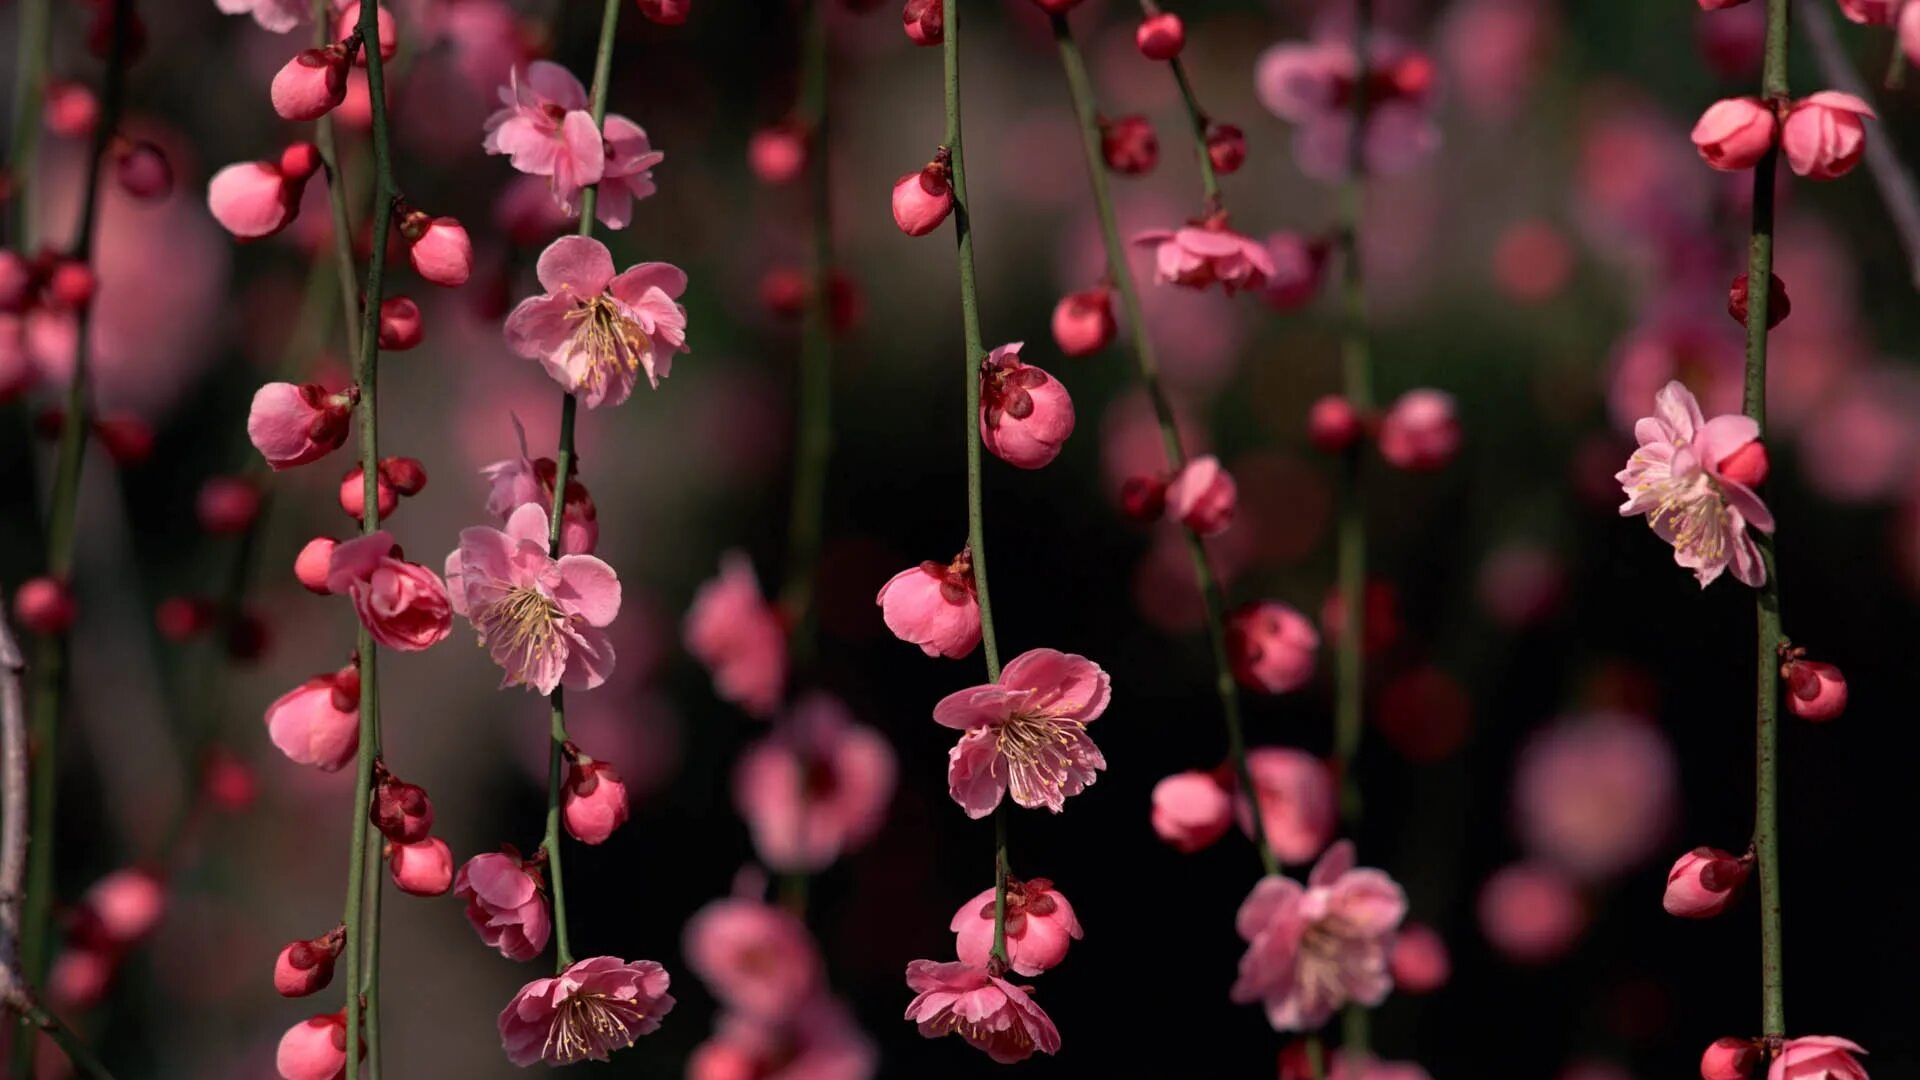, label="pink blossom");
[1838,0,1896,22]
[1663,846,1751,918]
[1477,861,1586,964]
[1617,379,1775,587]
[481,416,598,554]
[503,235,690,407]
[1261,232,1328,310]
[72,868,166,949]
[979,342,1075,469]
[892,164,954,236]
[264,666,360,771]
[1151,770,1233,852]
[933,647,1110,818]
[1132,221,1277,294]
[684,898,820,1020]
[1241,747,1337,865]
[1378,390,1461,471]
[499,956,675,1066]
[387,837,455,896]
[1226,601,1319,694]
[271,46,350,121]
[1231,841,1407,1031]
[1702,1038,1761,1080]
[401,214,472,287]
[445,502,620,694]
[594,115,665,229]
[325,531,454,651]
[1771,1036,1868,1080]
[748,124,807,184]
[215,0,308,34]
[1388,922,1450,993]
[207,144,318,239]
[564,755,630,844]
[1254,39,1440,179]
[274,930,344,998]
[685,552,788,718]
[1308,395,1363,452]
[1781,92,1875,181]
[1785,658,1847,721]
[1514,711,1676,880]
[902,960,1061,1064]
[733,693,895,872]
[9,576,73,636]
[276,1012,348,1080]
[876,549,980,659]
[483,62,605,203]
[688,997,876,1080]
[1165,454,1236,535]
[951,877,1082,977]
[1690,96,1777,171]
[456,850,552,961]
[1051,287,1115,357]
[248,381,355,469]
